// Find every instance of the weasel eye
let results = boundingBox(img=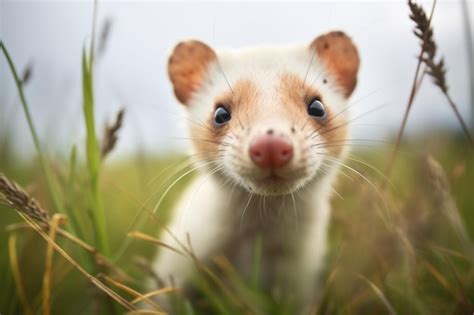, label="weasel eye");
[307,98,326,119]
[214,106,231,125]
